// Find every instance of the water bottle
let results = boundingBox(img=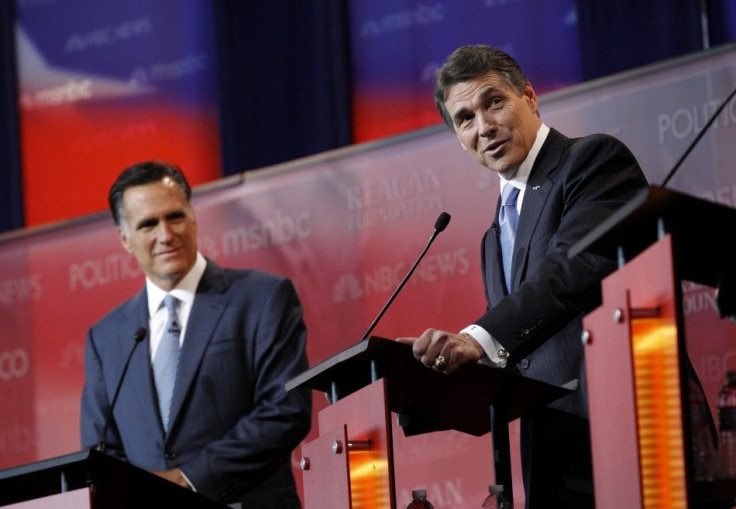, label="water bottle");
[481,484,512,509]
[406,489,434,509]
[717,370,736,479]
